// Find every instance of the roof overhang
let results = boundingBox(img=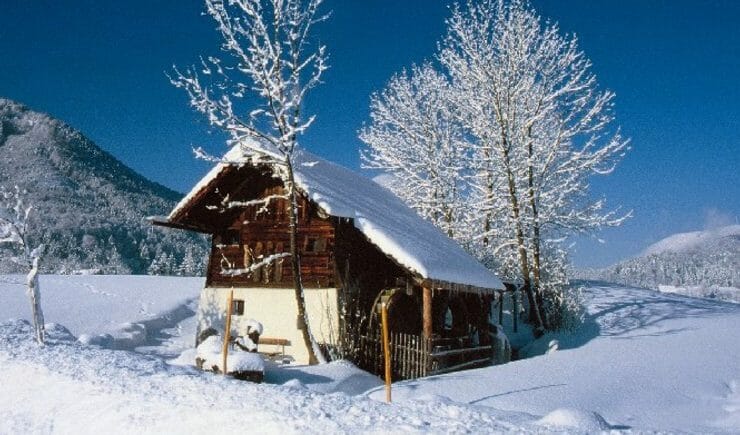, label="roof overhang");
[150,217,212,234]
